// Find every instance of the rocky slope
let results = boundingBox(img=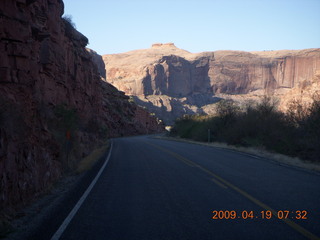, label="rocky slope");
[103,43,320,124]
[0,0,163,217]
